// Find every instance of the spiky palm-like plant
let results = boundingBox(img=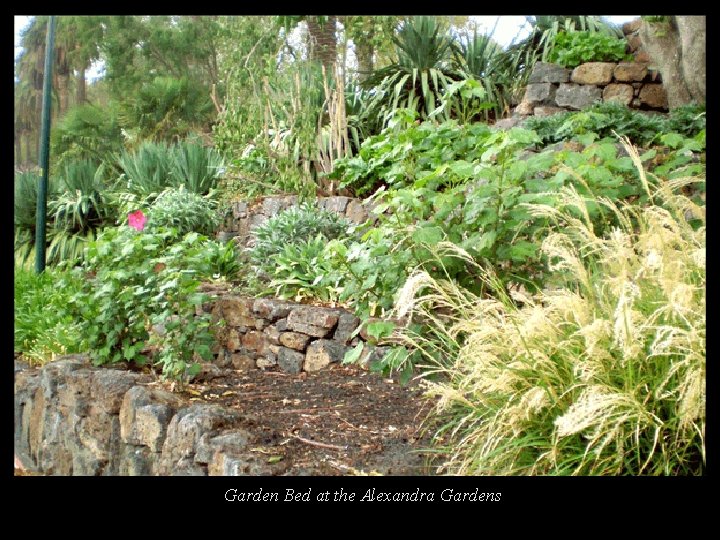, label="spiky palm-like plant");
[362,16,458,126]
